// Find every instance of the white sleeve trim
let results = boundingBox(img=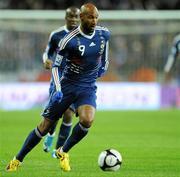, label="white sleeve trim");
[52,67,61,91]
[42,52,48,63]
[104,41,109,70]
[164,55,175,73]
